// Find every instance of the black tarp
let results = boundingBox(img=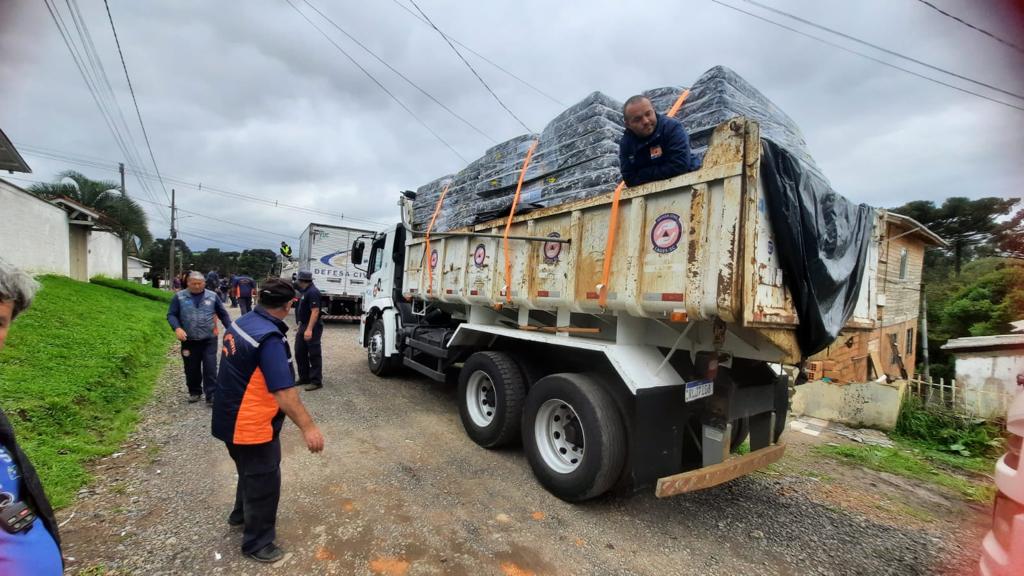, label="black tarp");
[760,139,874,357]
